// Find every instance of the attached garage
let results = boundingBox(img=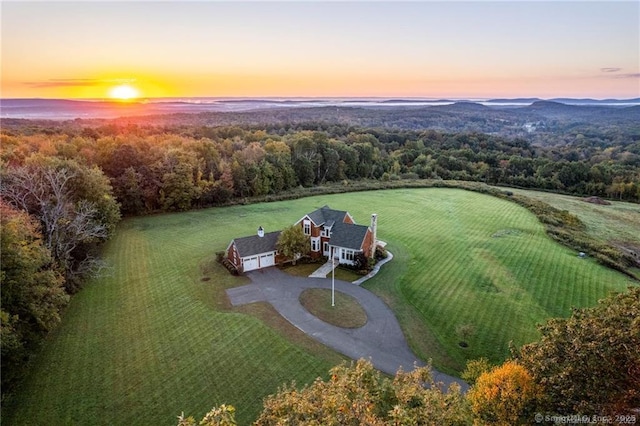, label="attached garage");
[226,228,282,273]
[241,252,275,271]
